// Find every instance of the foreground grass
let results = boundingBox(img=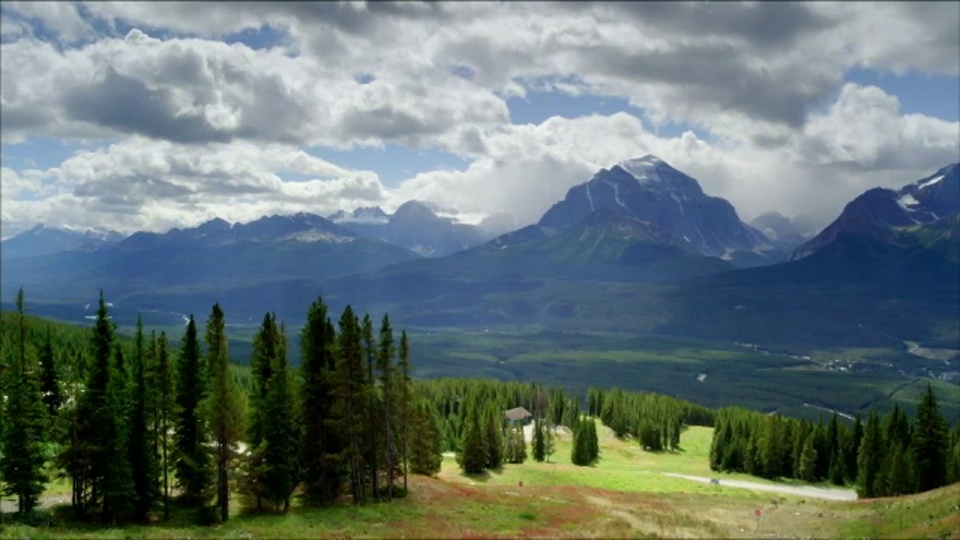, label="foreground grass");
[3,426,958,539]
